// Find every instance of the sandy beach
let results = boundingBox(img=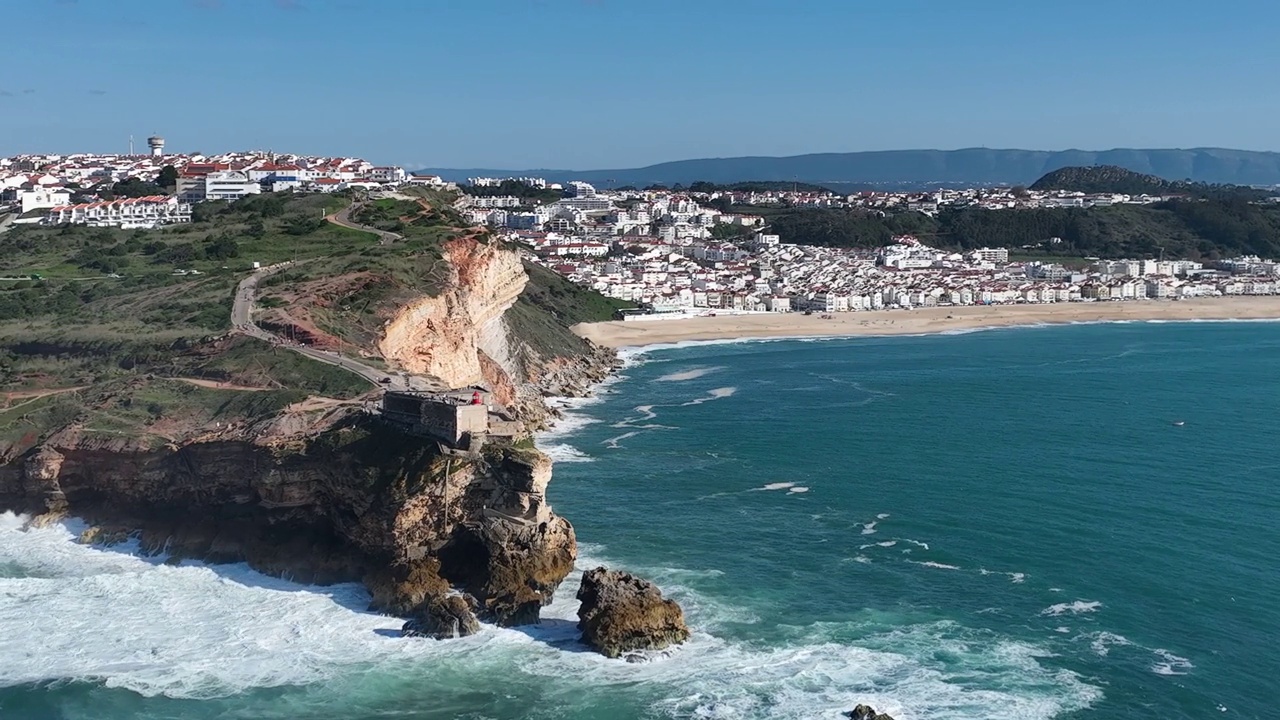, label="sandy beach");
[572,296,1280,348]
